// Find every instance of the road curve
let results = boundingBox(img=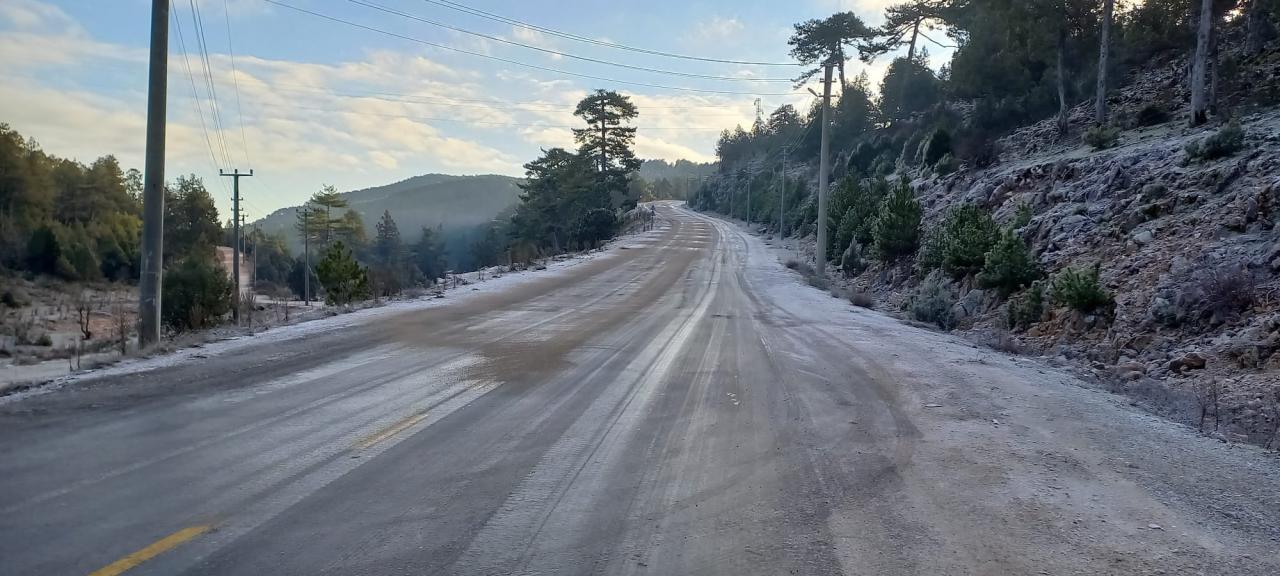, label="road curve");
[1,204,1277,575]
